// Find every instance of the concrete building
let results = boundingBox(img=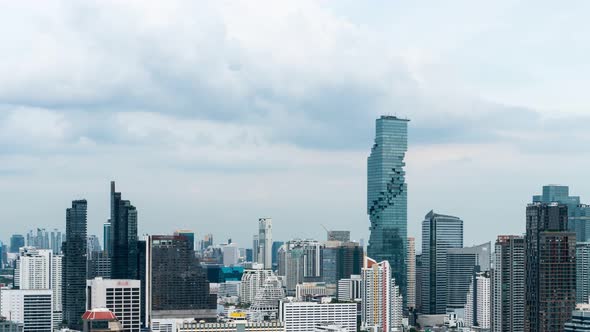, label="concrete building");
[464,271,491,330]
[492,235,525,332]
[0,289,53,332]
[239,269,274,305]
[565,304,590,331]
[337,275,362,302]
[407,237,416,311]
[280,299,357,332]
[277,239,323,294]
[295,283,329,301]
[0,316,23,332]
[327,231,350,243]
[86,278,141,332]
[249,276,285,321]
[257,219,272,270]
[178,321,283,332]
[577,242,590,304]
[222,243,240,267]
[361,259,403,332]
